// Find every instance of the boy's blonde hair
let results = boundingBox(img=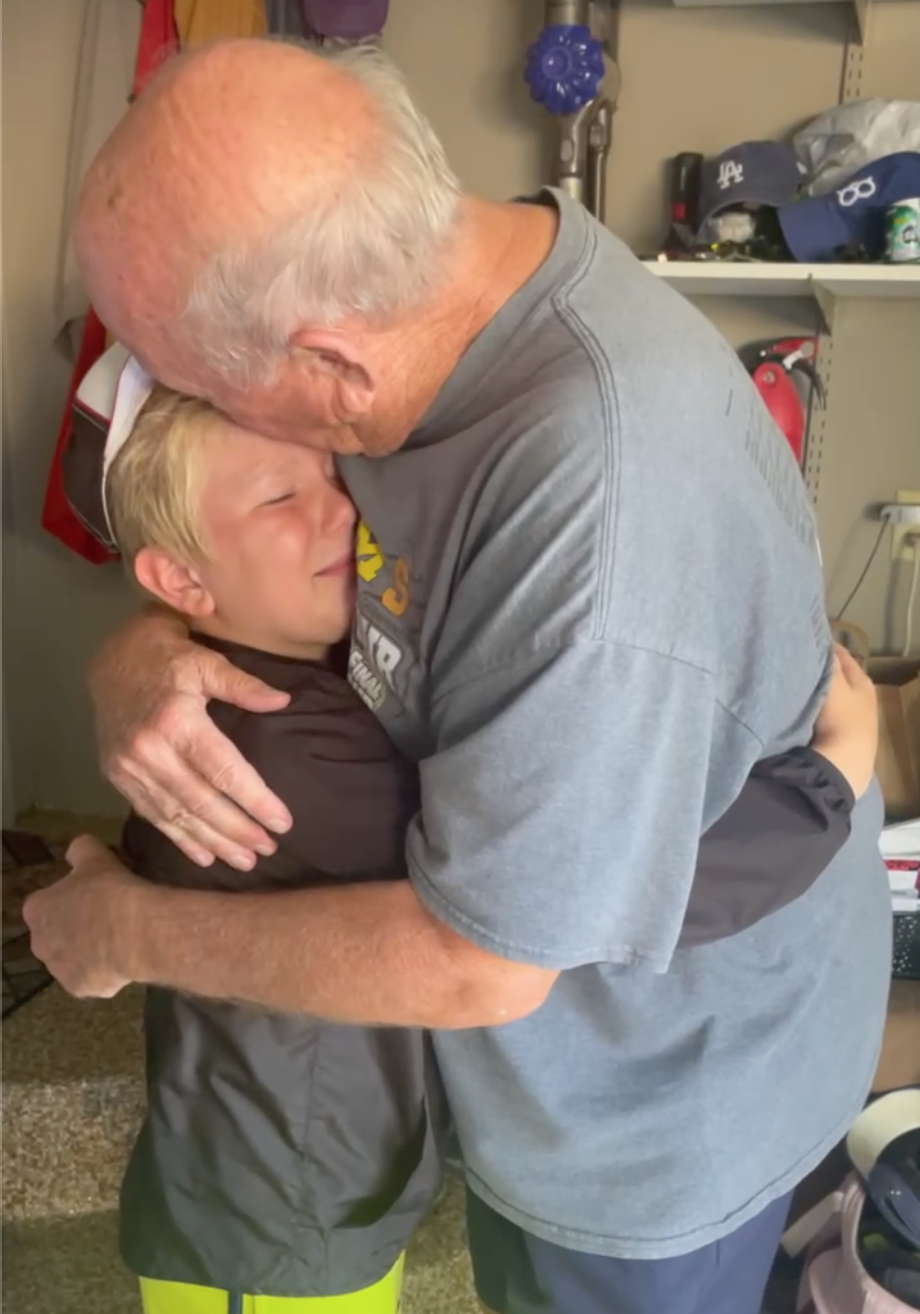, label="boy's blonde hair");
[105,385,222,565]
